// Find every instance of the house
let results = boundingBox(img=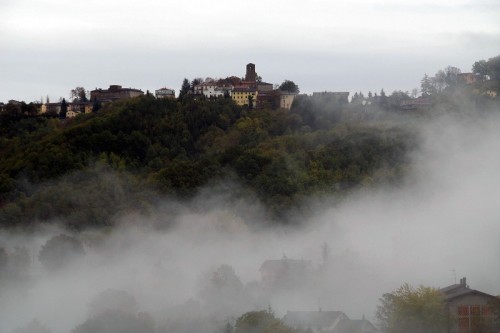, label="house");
[399,97,432,111]
[336,318,378,333]
[40,102,61,115]
[90,85,144,103]
[259,257,312,285]
[257,82,274,92]
[194,81,228,98]
[66,110,79,118]
[280,92,297,110]
[284,311,377,333]
[458,73,480,85]
[40,101,91,117]
[441,277,498,333]
[232,87,258,107]
[155,87,176,99]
